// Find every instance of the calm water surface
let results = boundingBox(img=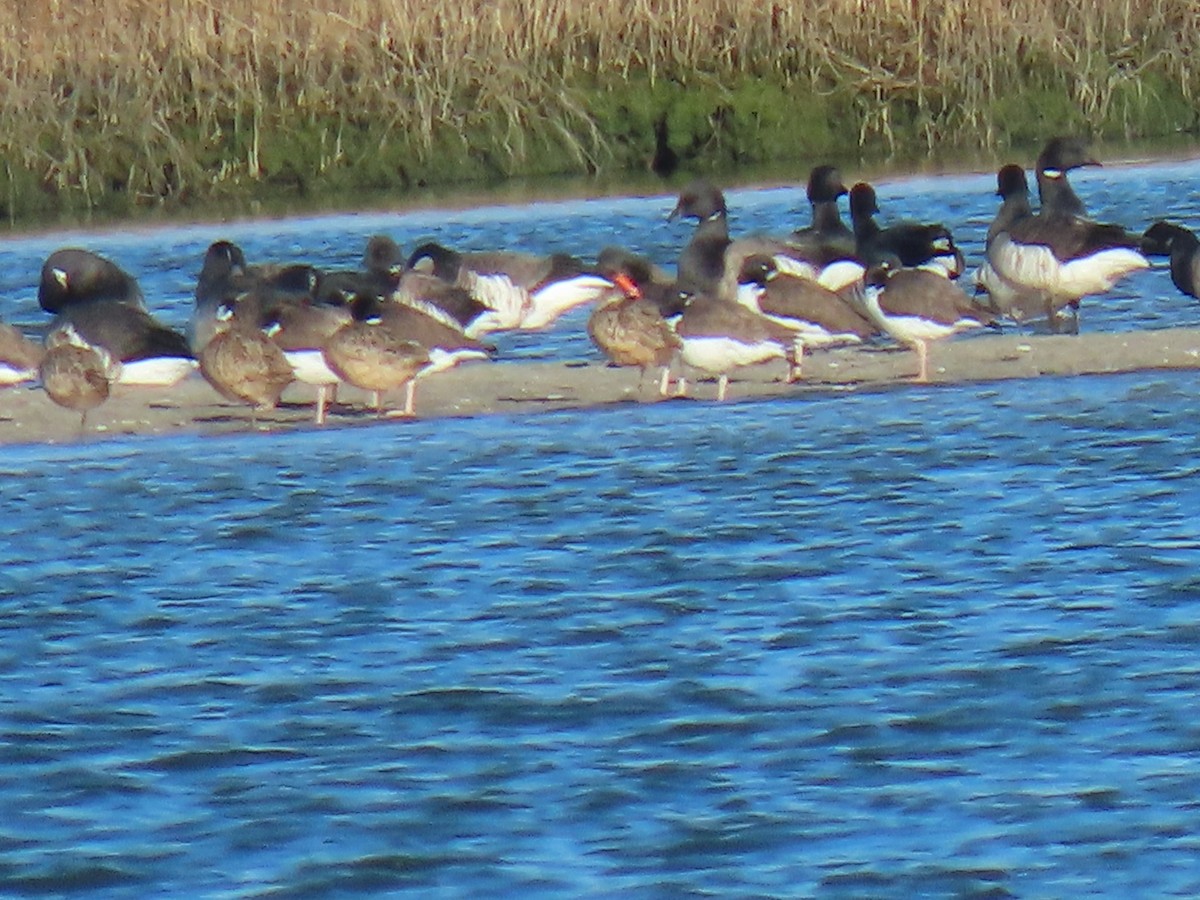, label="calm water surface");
[2,159,1200,896]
